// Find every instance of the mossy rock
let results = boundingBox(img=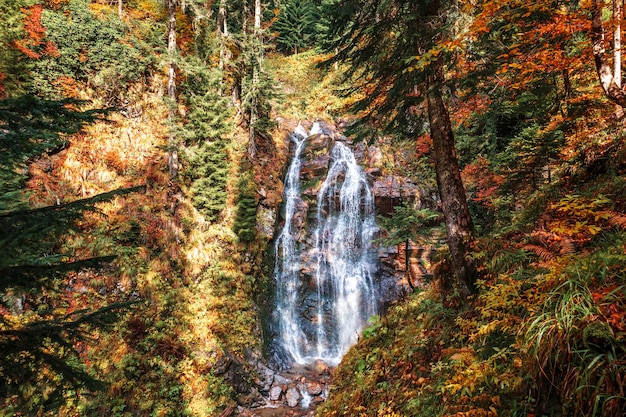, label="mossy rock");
[583,321,615,352]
